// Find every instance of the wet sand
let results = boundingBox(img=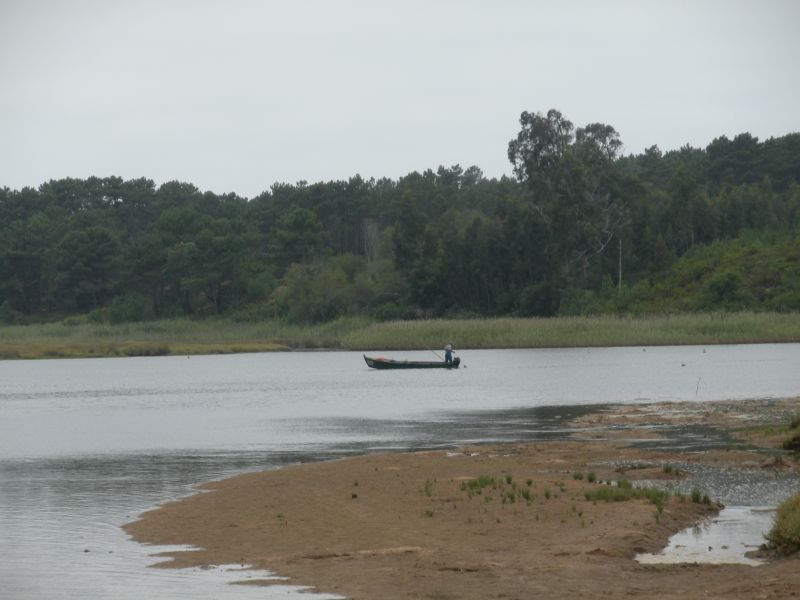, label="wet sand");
[125,399,800,600]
